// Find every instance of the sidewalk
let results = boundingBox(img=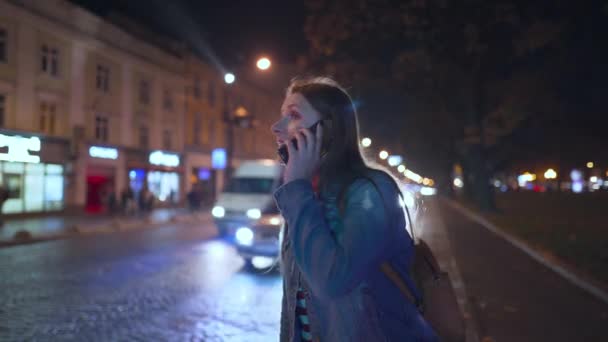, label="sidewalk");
[0,207,212,246]
[415,198,480,342]
[434,197,608,342]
